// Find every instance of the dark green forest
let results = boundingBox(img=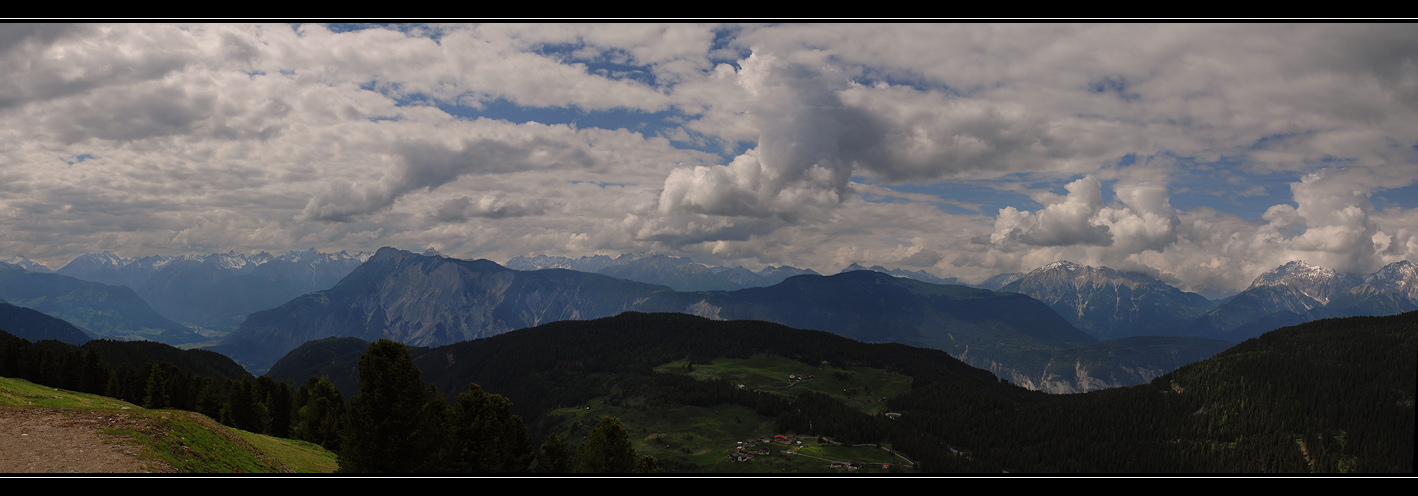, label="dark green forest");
[3,310,1413,473]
